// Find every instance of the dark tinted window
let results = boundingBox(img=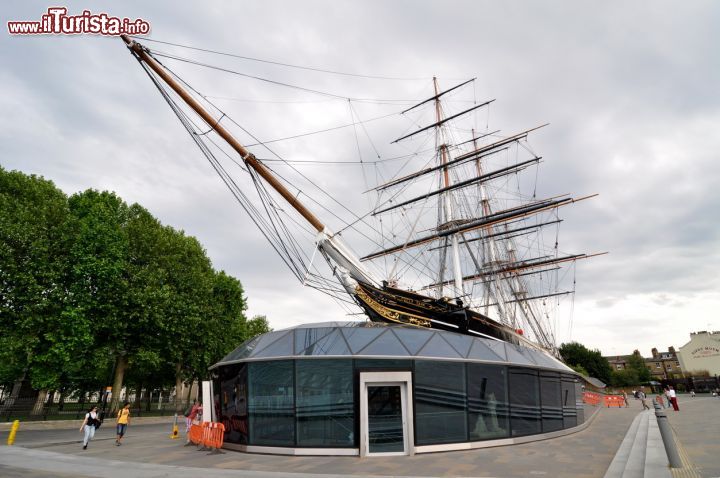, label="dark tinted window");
[414,360,467,444]
[296,360,354,447]
[248,360,294,446]
[561,375,578,427]
[508,367,541,437]
[218,363,248,444]
[540,372,562,433]
[467,363,509,440]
